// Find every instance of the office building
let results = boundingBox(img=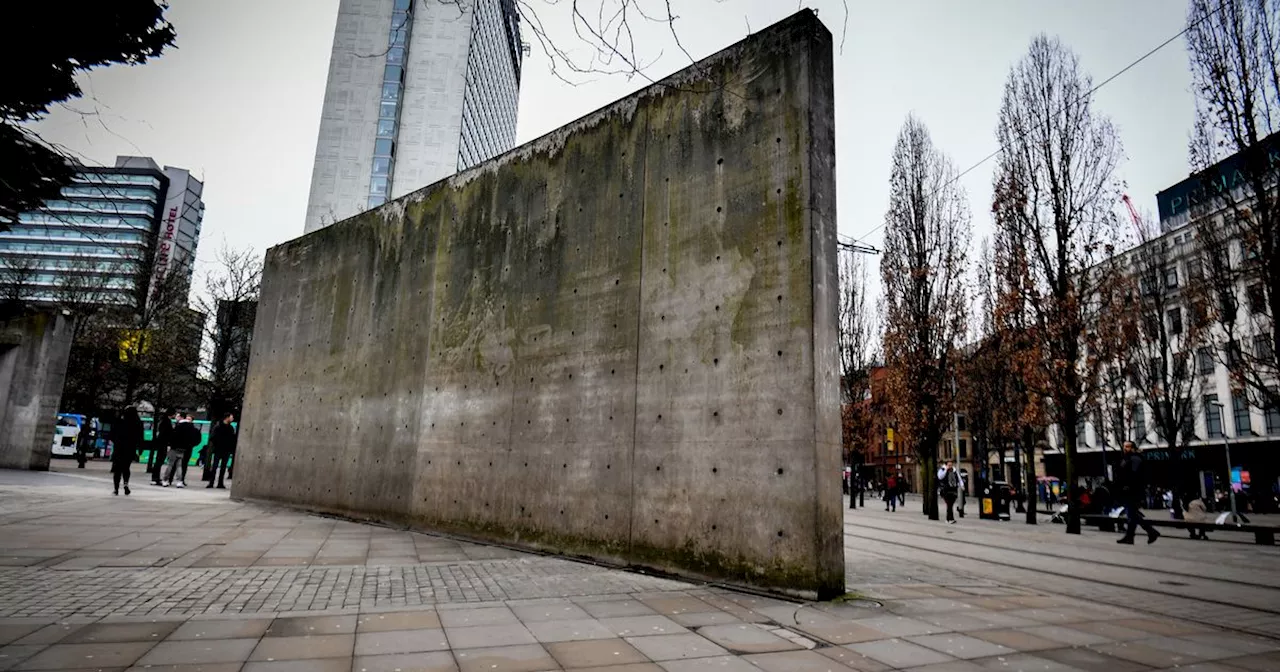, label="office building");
[0,156,204,312]
[1046,134,1280,500]
[304,0,524,233]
